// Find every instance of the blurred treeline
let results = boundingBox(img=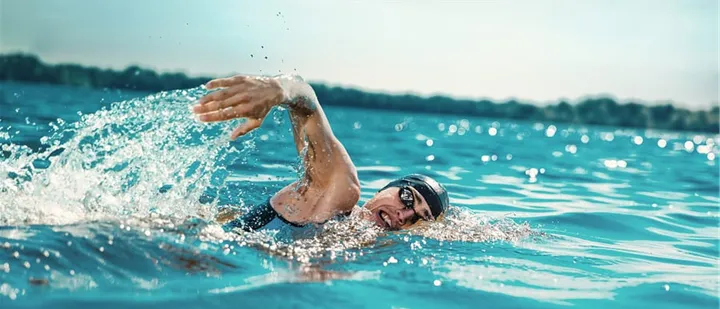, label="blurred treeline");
[1,53,717,133]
